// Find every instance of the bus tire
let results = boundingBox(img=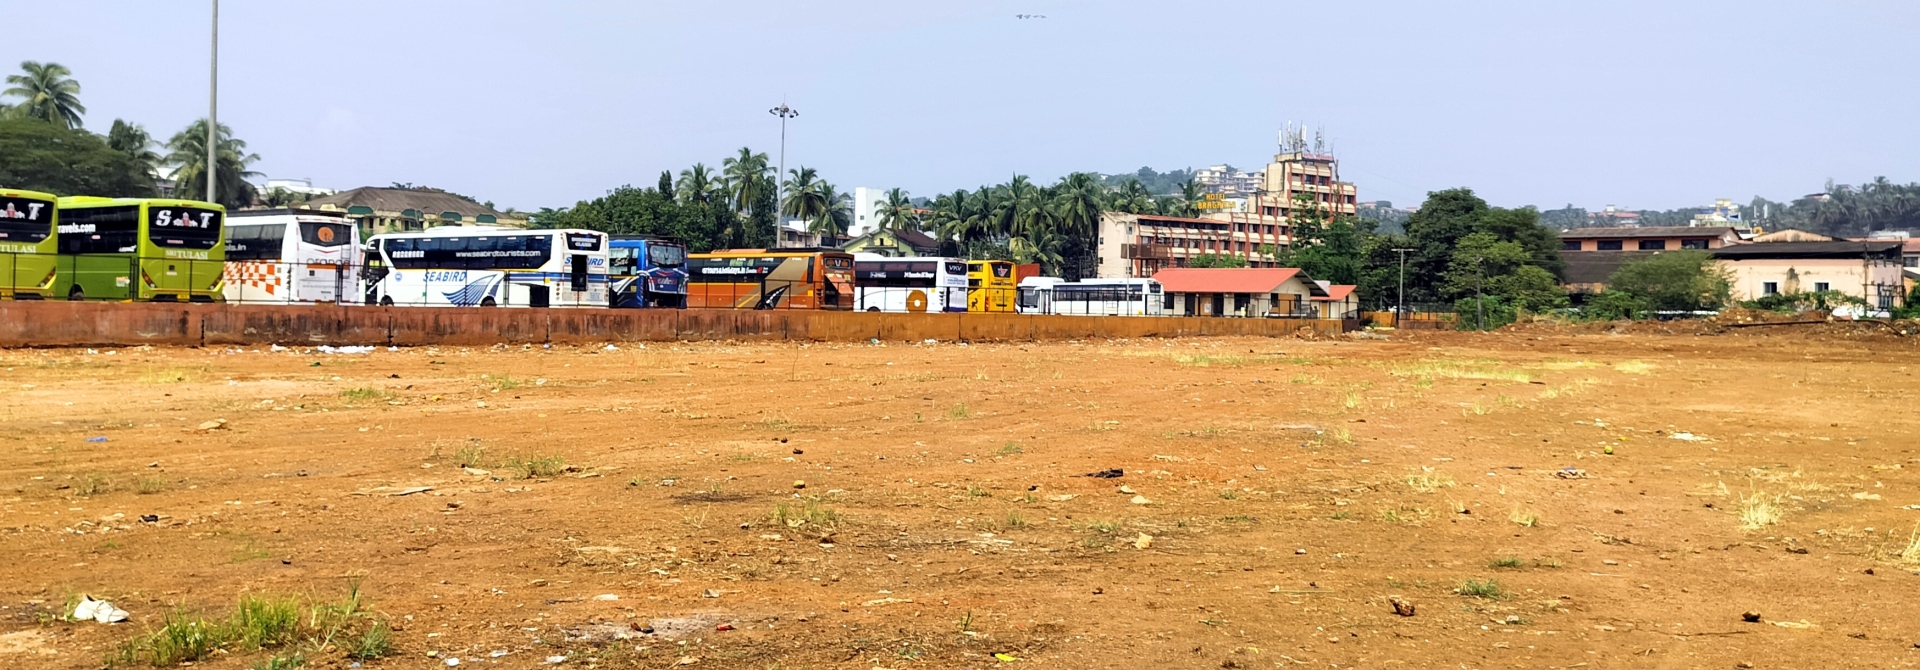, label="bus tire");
[378,296,394,307]
[866,307,880,313]
[67,287,84,302]
[480,297,498,307]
